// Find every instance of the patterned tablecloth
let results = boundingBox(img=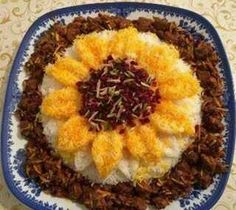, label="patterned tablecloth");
[0,0,235,210]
